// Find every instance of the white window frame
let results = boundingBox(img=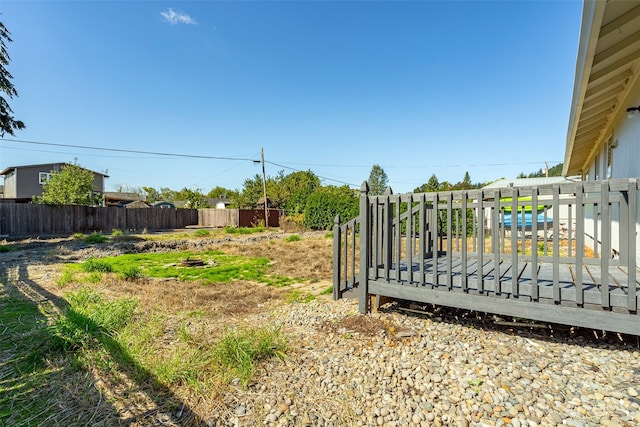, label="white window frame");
[39,172,51,184]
